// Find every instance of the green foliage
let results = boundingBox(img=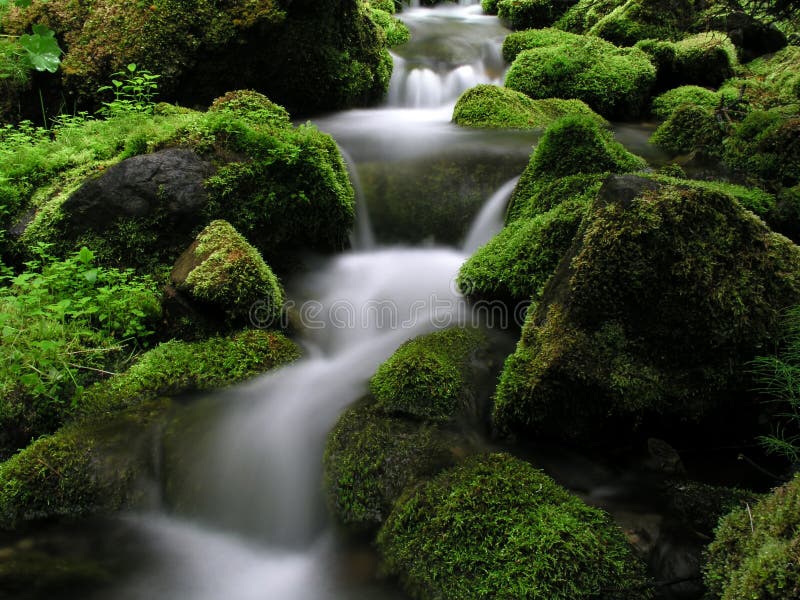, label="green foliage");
[503,29,656,119]
[208,89,291,128]
[494,178,800,440]
[175,220,284,326]
[0,245,160,456]
[369,7,410,47]
[369,0,396,14]
[636,32,737,90]
[0,398,170,529]
[452,84,605,129]
[744,47,800,109]
[17,23,61,73]
[377,453,652,600]
[751,306,800,464]
[76,329,300,416]
[497,0,571,30]
[704,474,800,600]
[323,401,460,535]
[650,103,725,156]
[370,327,486,423]
[97,63,160,116]
[525,115,646,181]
